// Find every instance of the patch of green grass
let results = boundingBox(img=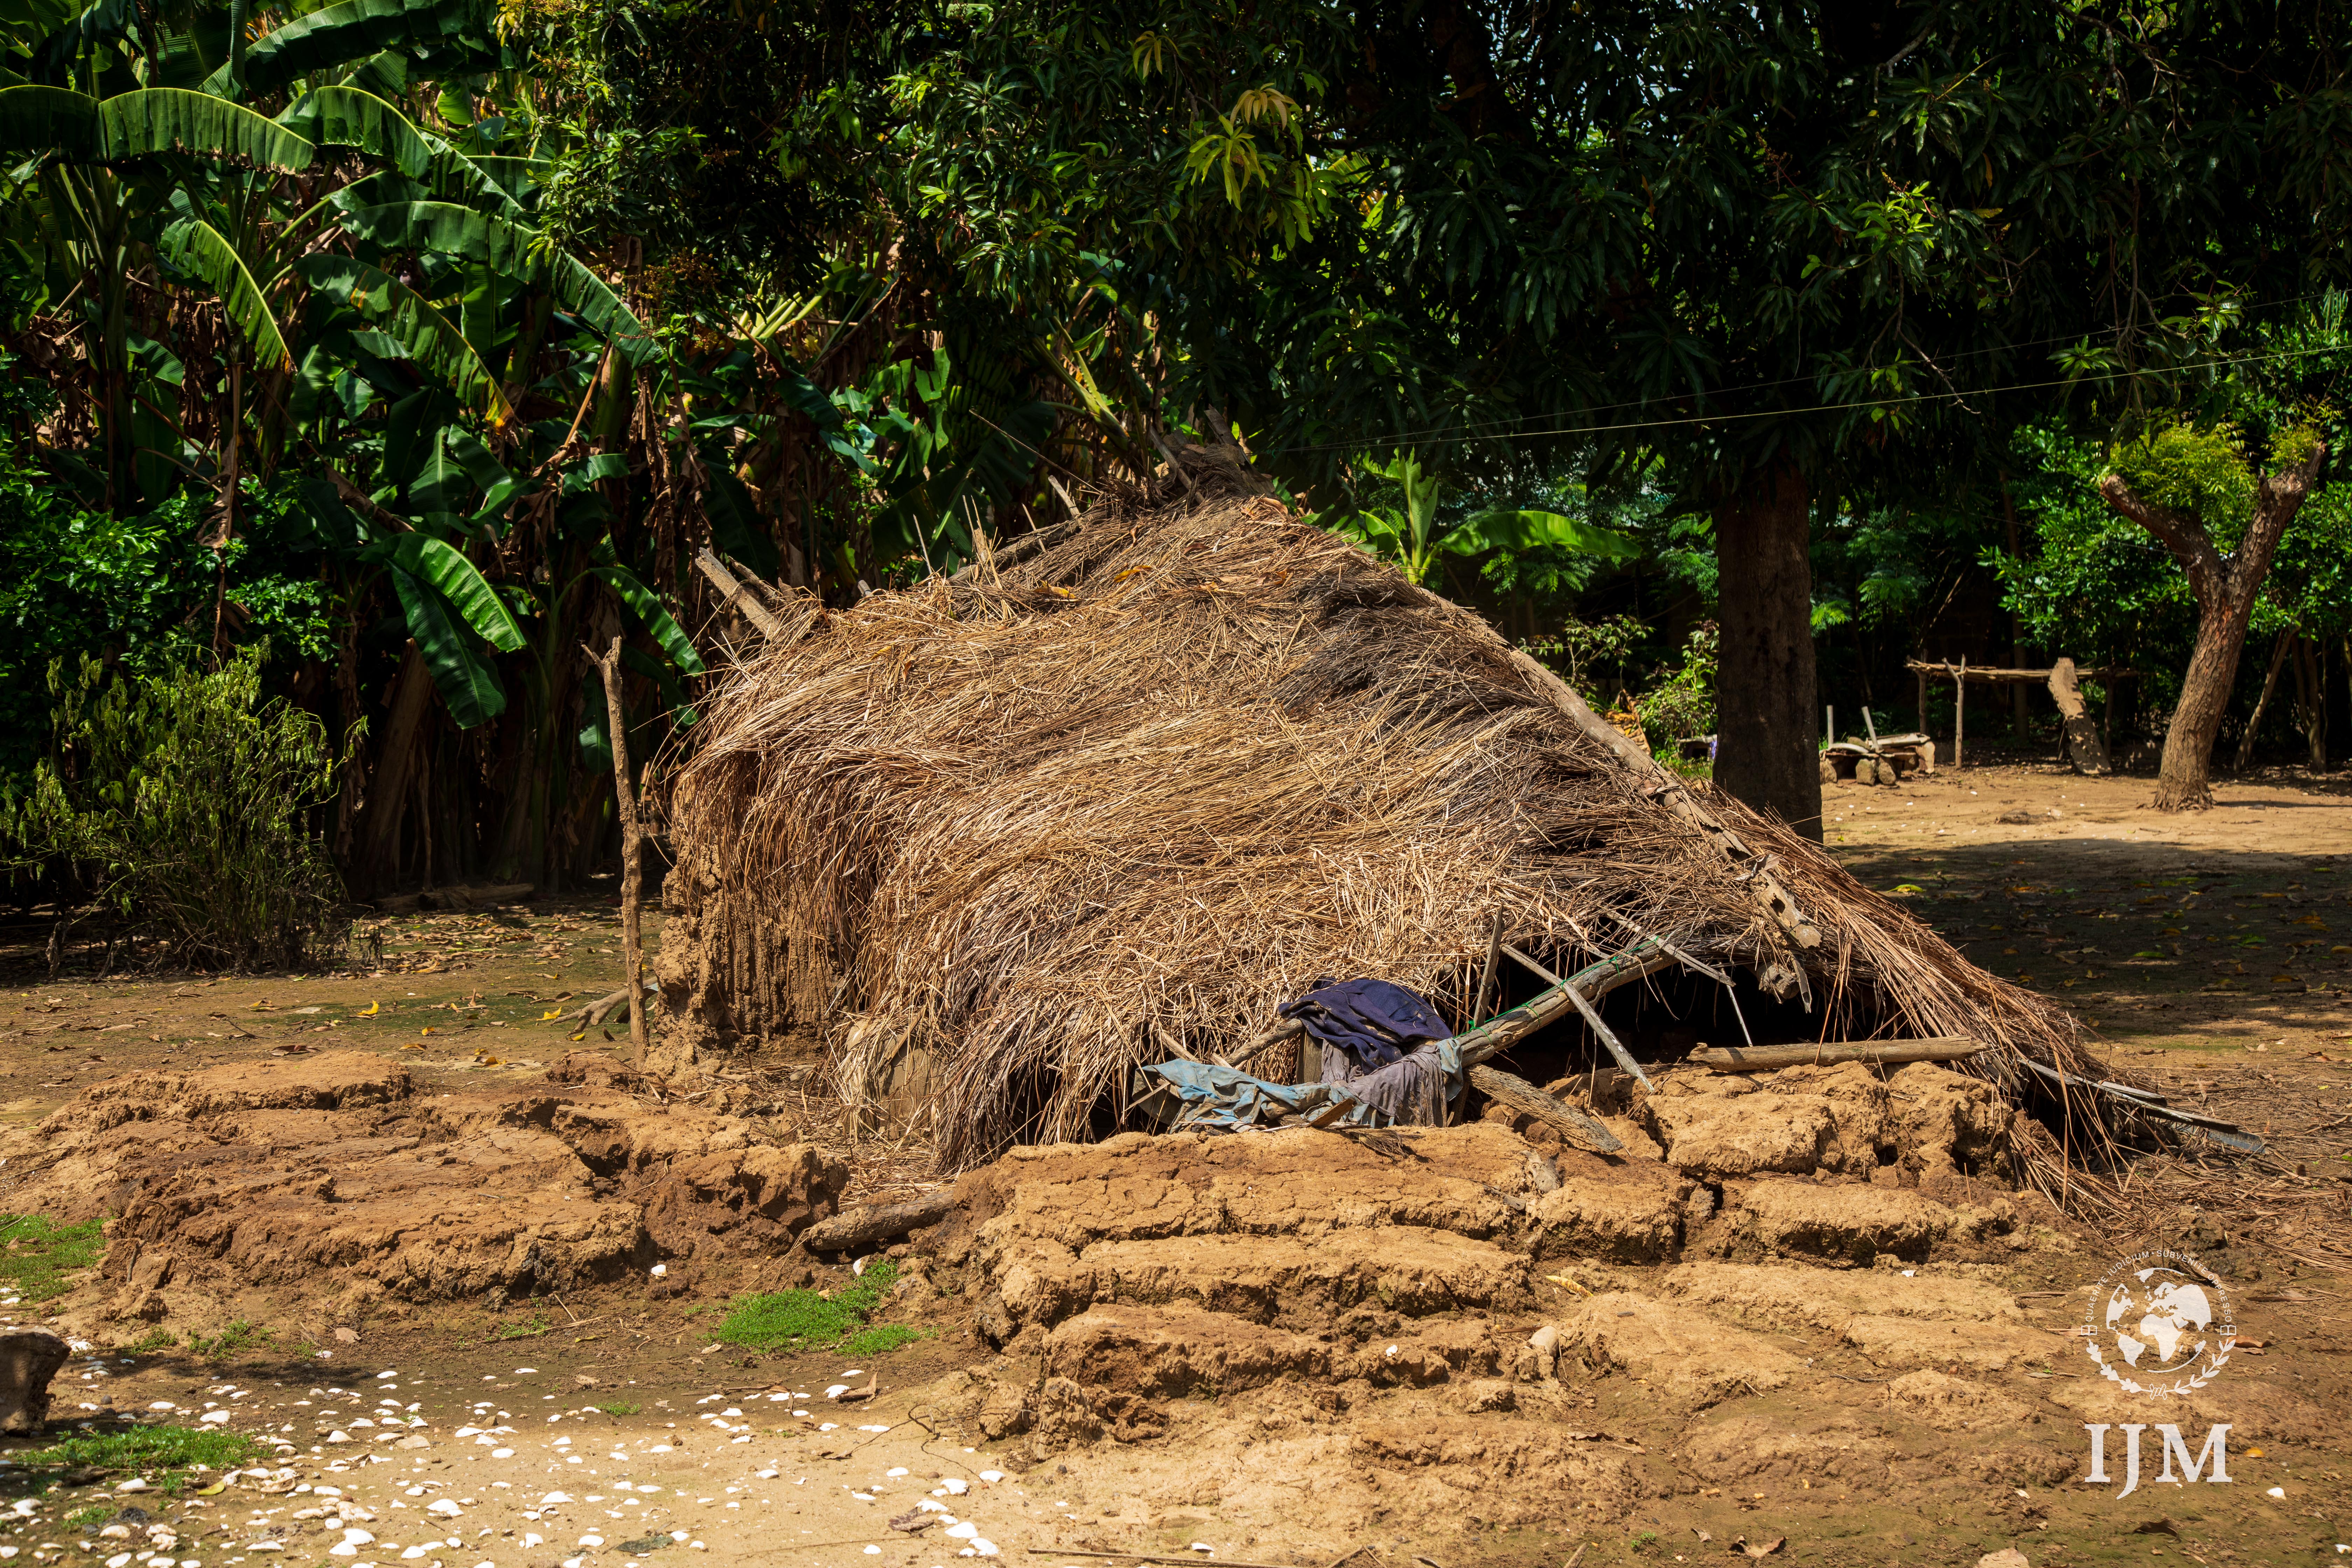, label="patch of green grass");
[497,1313,552,1340]
[22,1424,262,1487]
[711,1259,907,1353]
[63,1505,110,1531]
[839,1323,927,1358]
[117,1328,178,1354]
[596,1400,642,1416]
[0,1214,105,1302]
[186,1320,272,1359]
